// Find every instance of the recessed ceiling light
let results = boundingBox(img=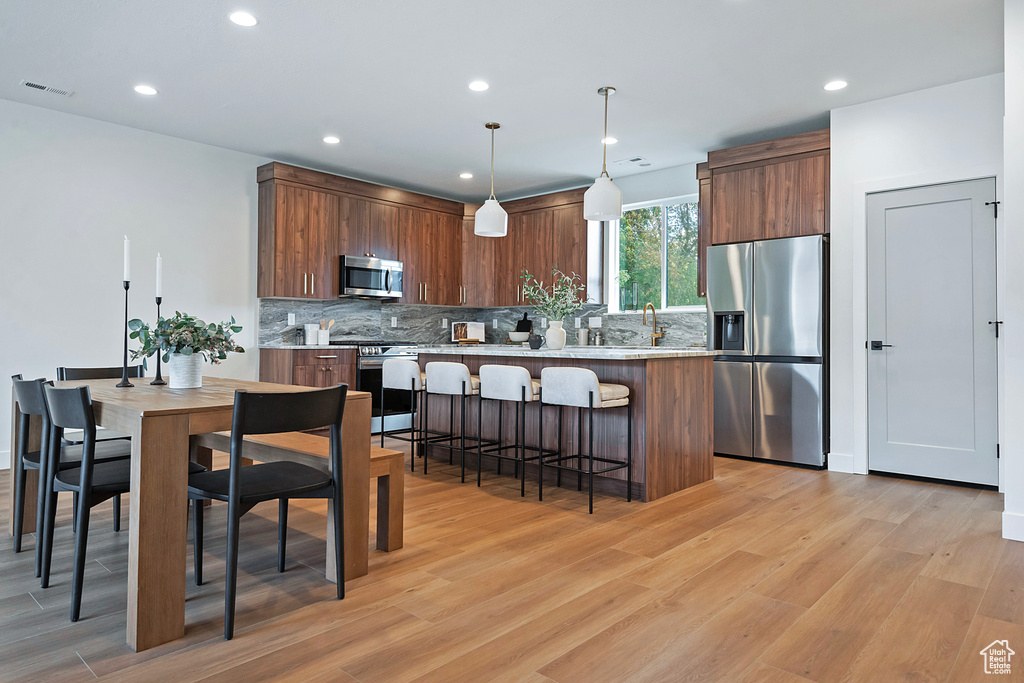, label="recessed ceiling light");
[323,136,340,144]
[468,81,489,92]
[459,172,474,179]
[229,11,258,27]
[601,136,618,145]
[133,85,157,96]
[824,80,848,91]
